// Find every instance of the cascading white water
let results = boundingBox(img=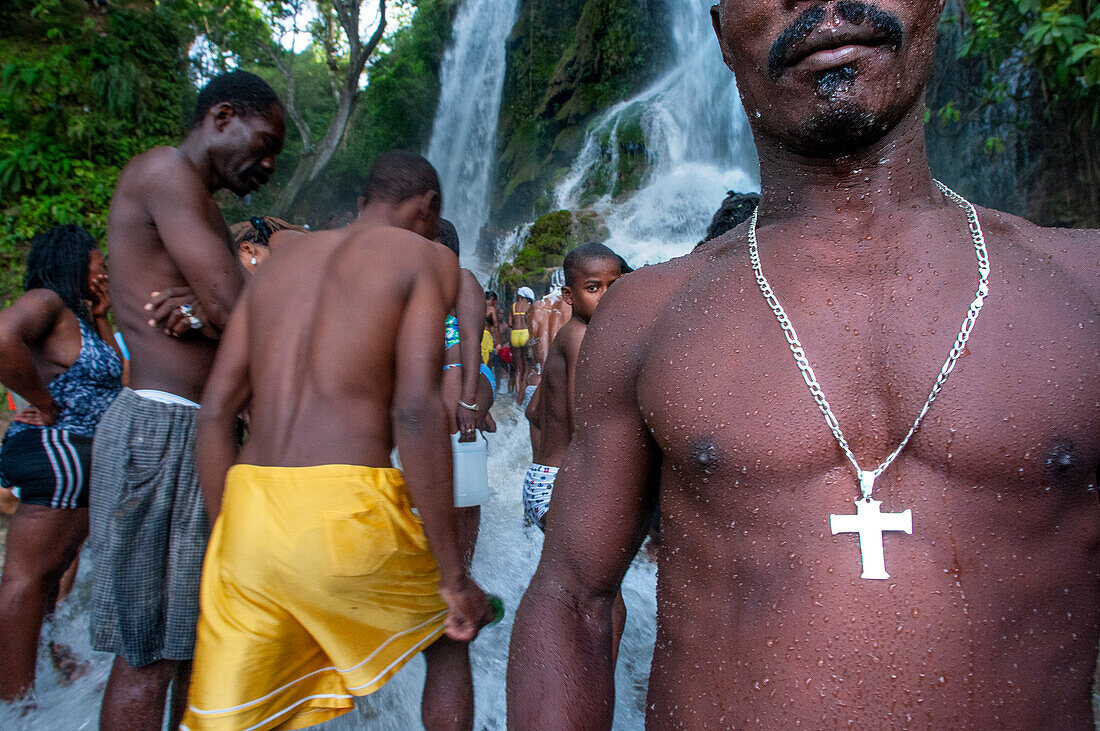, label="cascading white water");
[553,0,759,266]
[426,0,520,265]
